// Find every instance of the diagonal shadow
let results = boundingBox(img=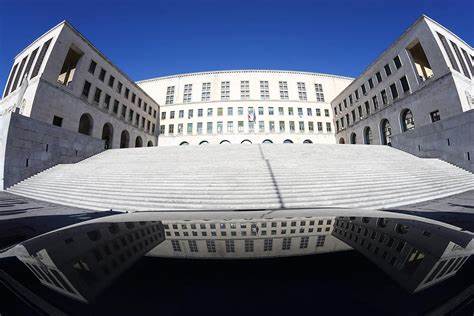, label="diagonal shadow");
[258,145,285,209]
